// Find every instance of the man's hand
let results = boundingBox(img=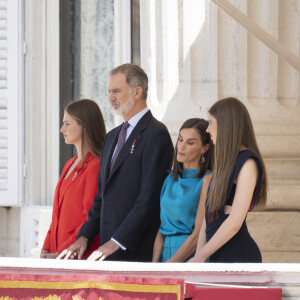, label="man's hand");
[56,236,88,260]
[87,239,120,261]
